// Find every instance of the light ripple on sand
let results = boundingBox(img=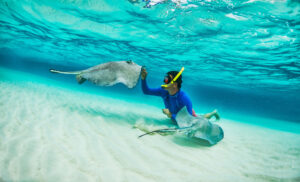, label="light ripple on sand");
[0,69,300,182]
